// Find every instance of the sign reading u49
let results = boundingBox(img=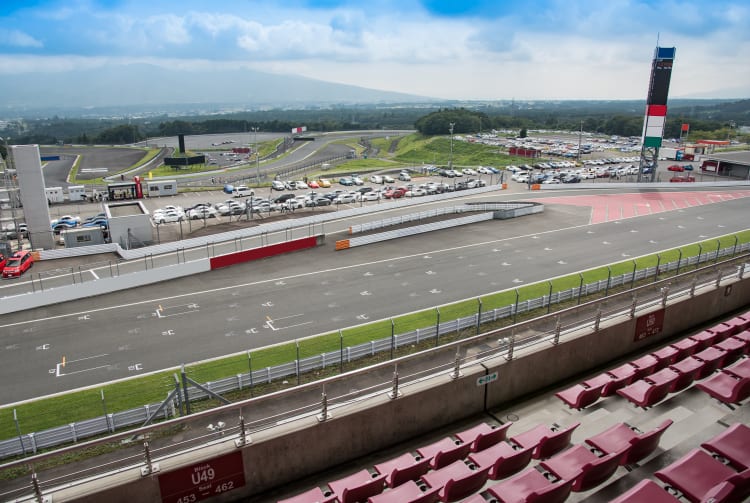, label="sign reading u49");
[634,309,665,342]
[158,451,245,503]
